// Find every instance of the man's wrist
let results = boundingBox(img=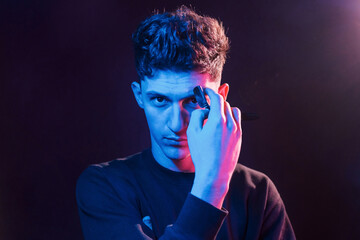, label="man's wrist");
[191,177,230,209]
